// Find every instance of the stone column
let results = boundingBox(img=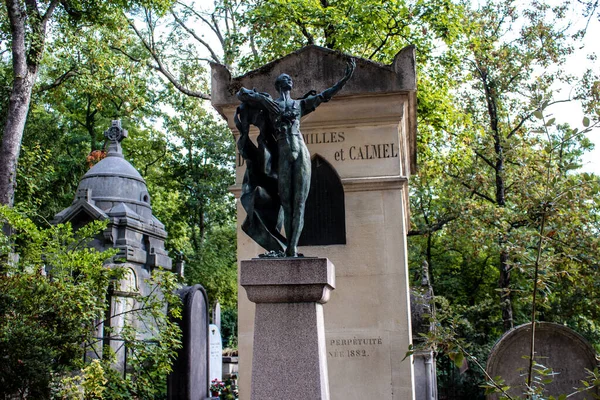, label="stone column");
[240,257,335,400]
